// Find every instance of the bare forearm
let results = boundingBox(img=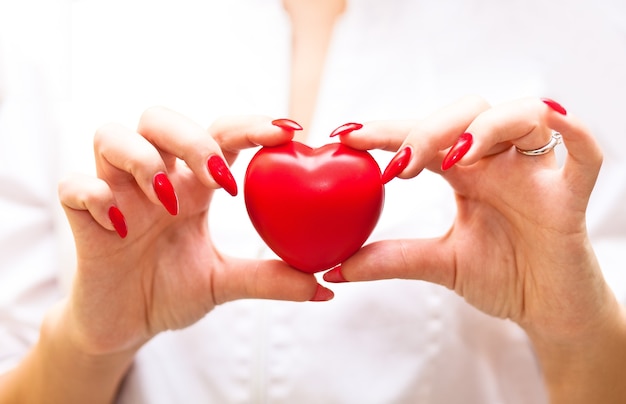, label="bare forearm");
[0,303,136,404]
[532,300,626,403]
